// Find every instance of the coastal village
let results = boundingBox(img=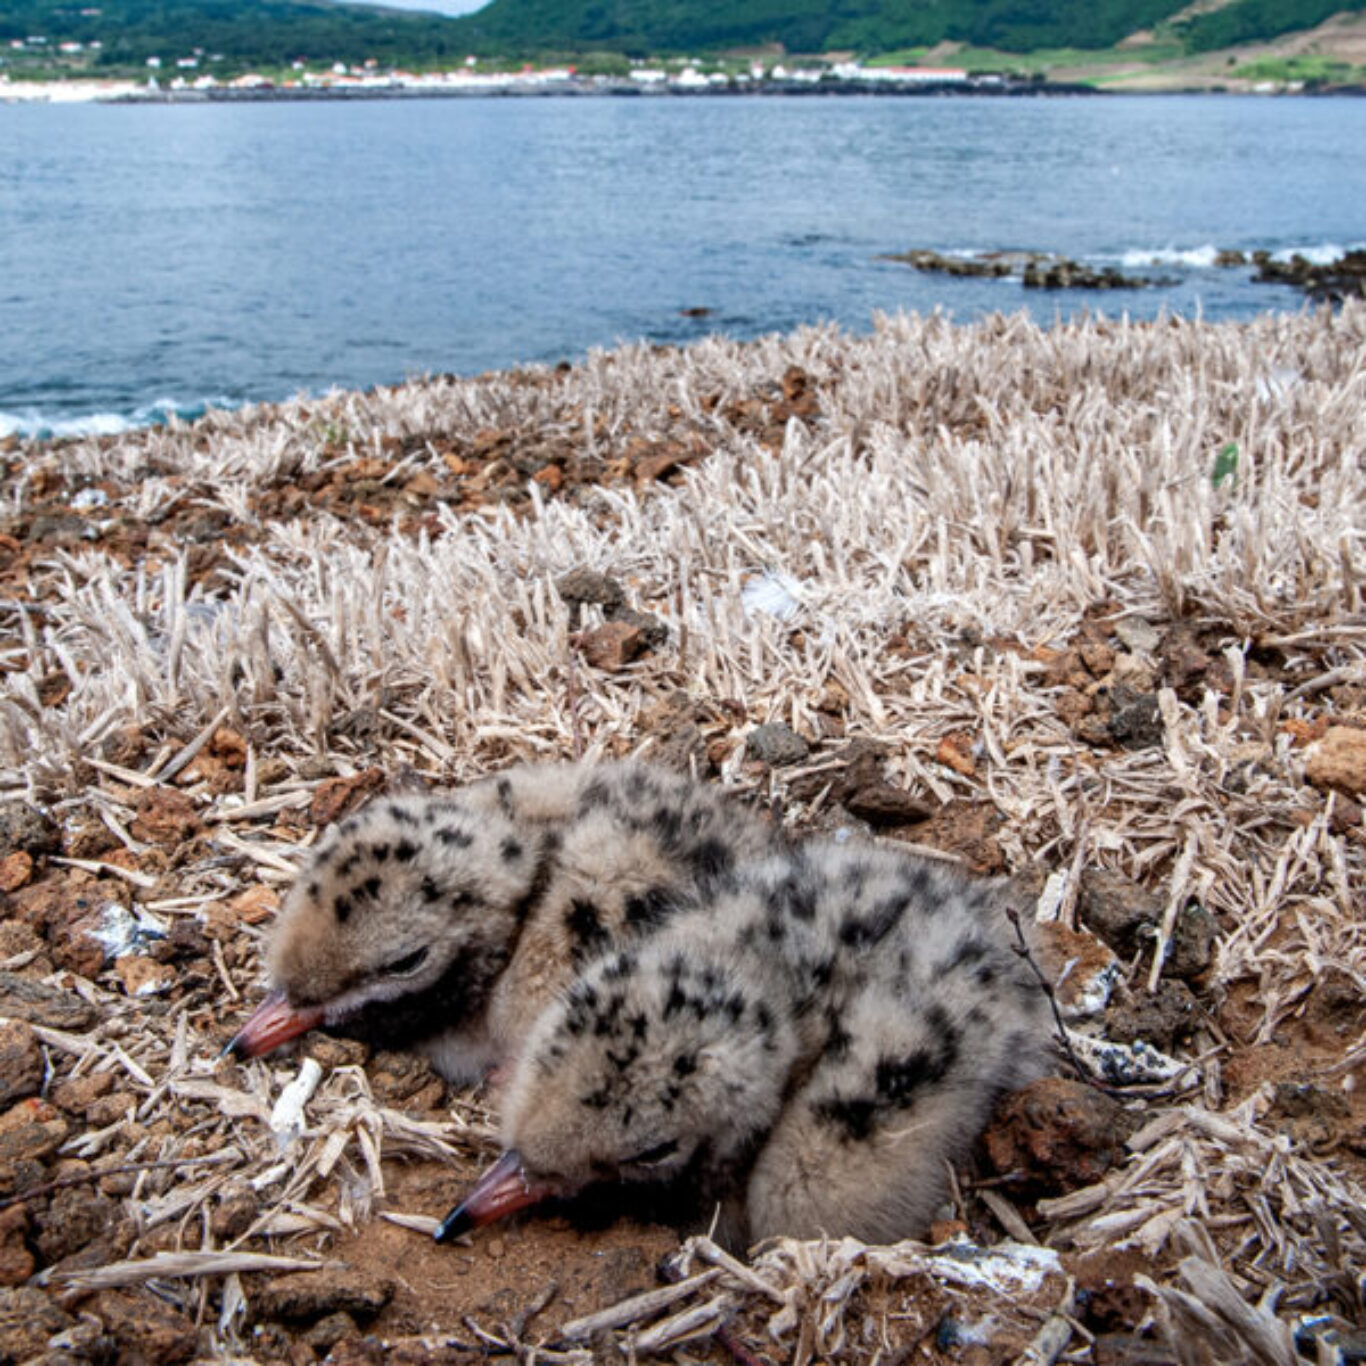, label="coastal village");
[5,53,990,102]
